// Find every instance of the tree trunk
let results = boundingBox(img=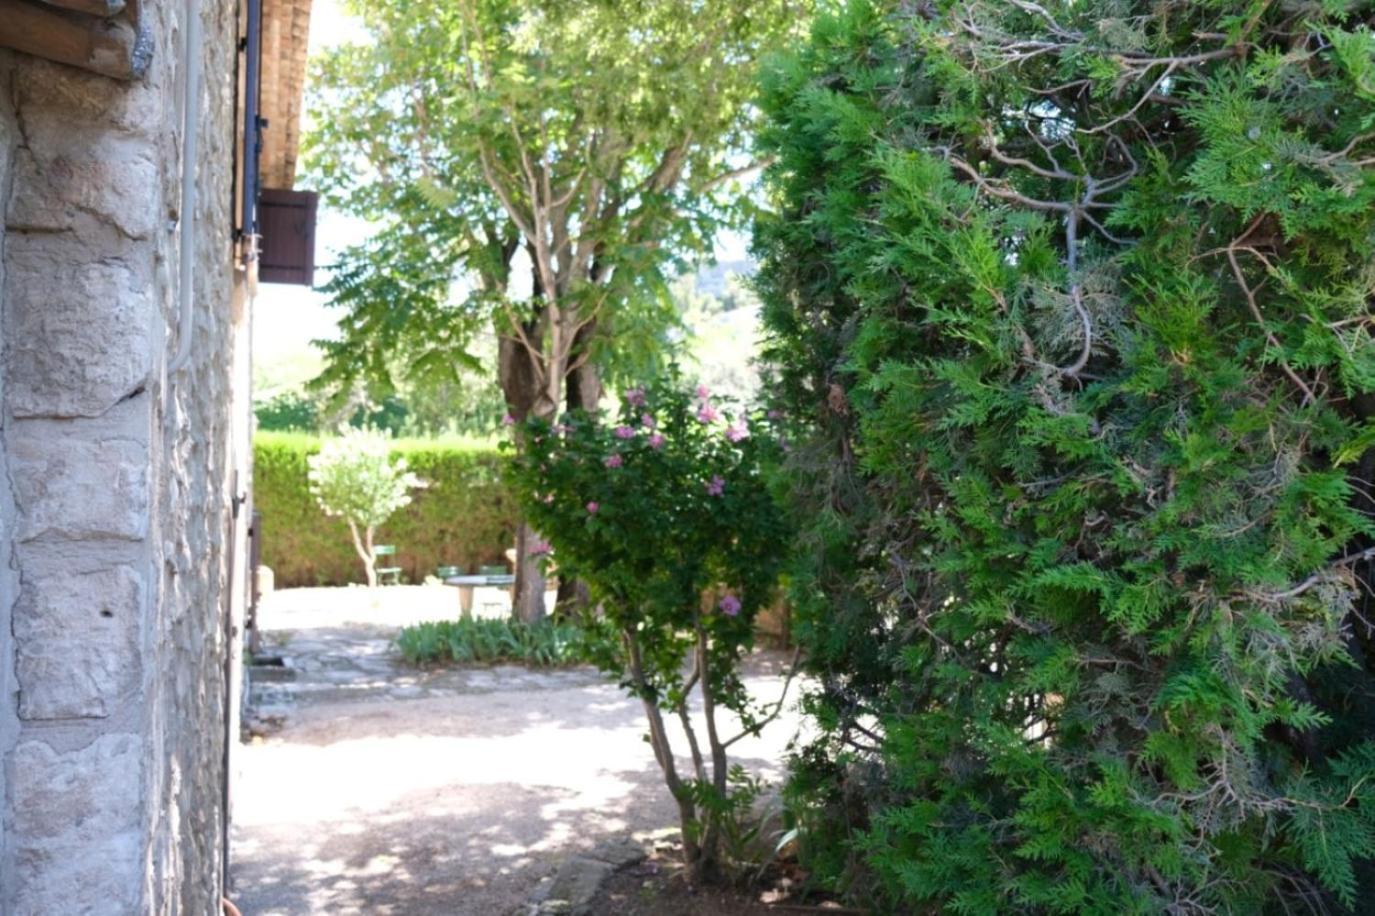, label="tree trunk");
[556,335,602,613]
[498,324,549,622]
[565,327,602,410]
[695,621,728,879]
[347,519,378,588]
[512,521,548,623]
[625,627,704,871]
